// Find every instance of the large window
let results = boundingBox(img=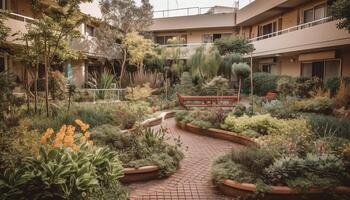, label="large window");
[155,35,187,45]
[202,33,232,43]
[301,59,341,79]
[258,21,278,39]
[303,3,326,23]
